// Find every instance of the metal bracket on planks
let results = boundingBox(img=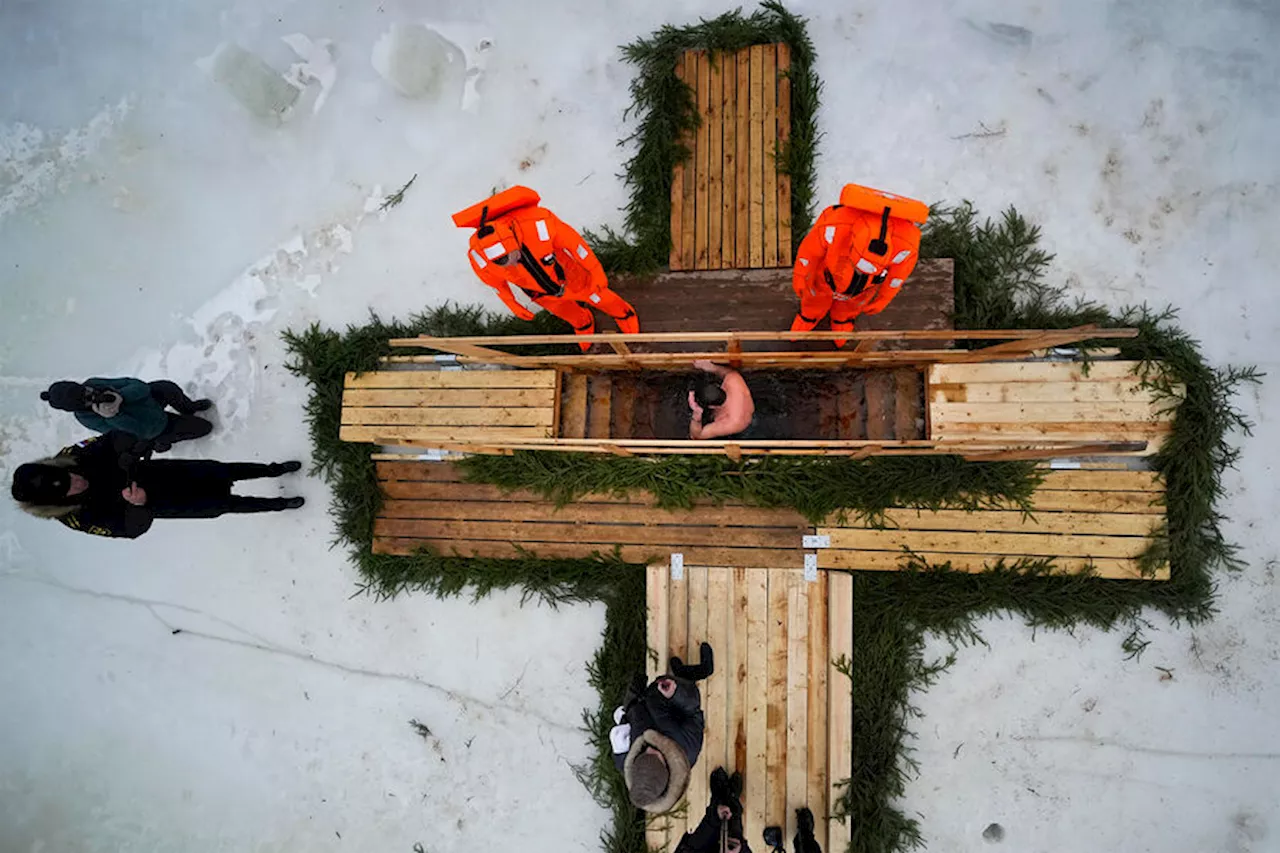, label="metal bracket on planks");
[417,449,447,461]
[802,534,831,549]
[670,553,684,580]
[433,354,459,363]
[803,553,818,582]
[1048,459,1082,469]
